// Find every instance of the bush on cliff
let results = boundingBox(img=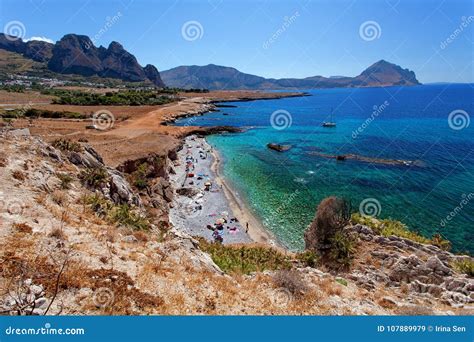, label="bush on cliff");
[52,138,82,153]
[452,258,474,277]
[83,194,150,230]
[197,238,291,274]
[304,196,354,269]
[79,167,110,189]
[351,213,451,251]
